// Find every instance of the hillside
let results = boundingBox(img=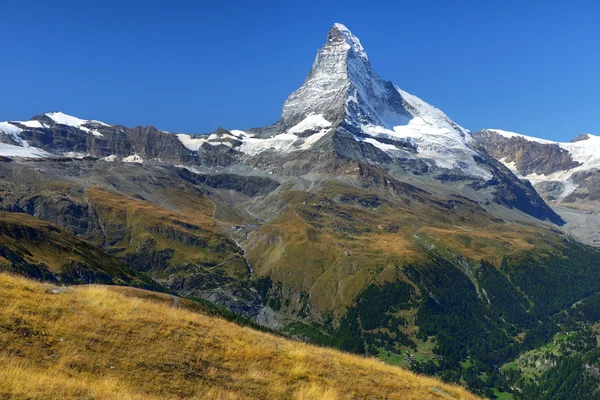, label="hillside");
[0,273,480,400]
[474,129,600,245]
[0,211,158,289]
